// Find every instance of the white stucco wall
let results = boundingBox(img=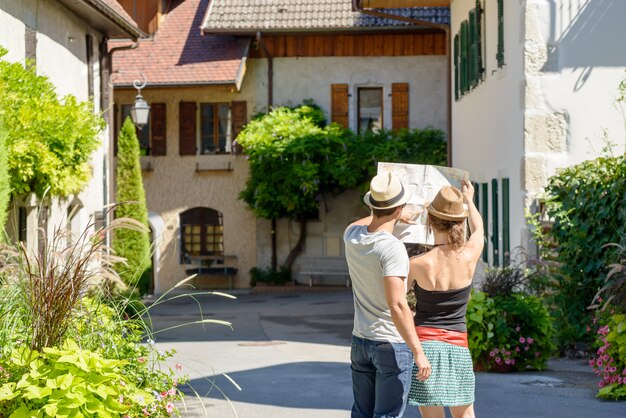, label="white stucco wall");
[251,56,448,133]
[525,0,626,175]
[451,0,526,264]
[452,0,626,265]
[1,0,109,255]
